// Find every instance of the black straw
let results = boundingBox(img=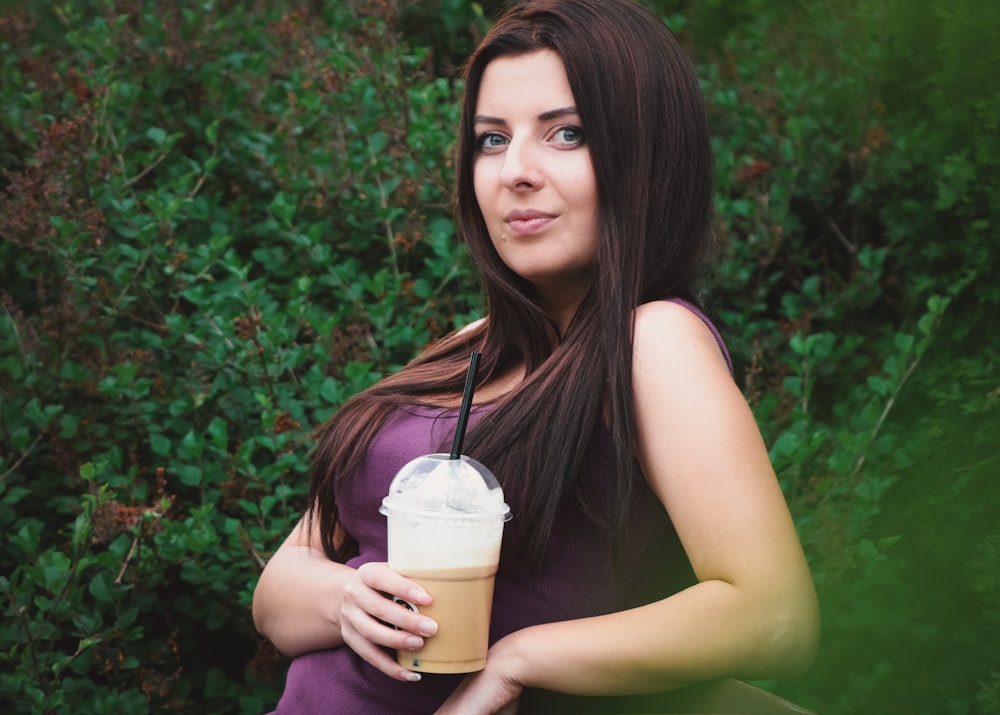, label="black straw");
[450,351,481,459]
